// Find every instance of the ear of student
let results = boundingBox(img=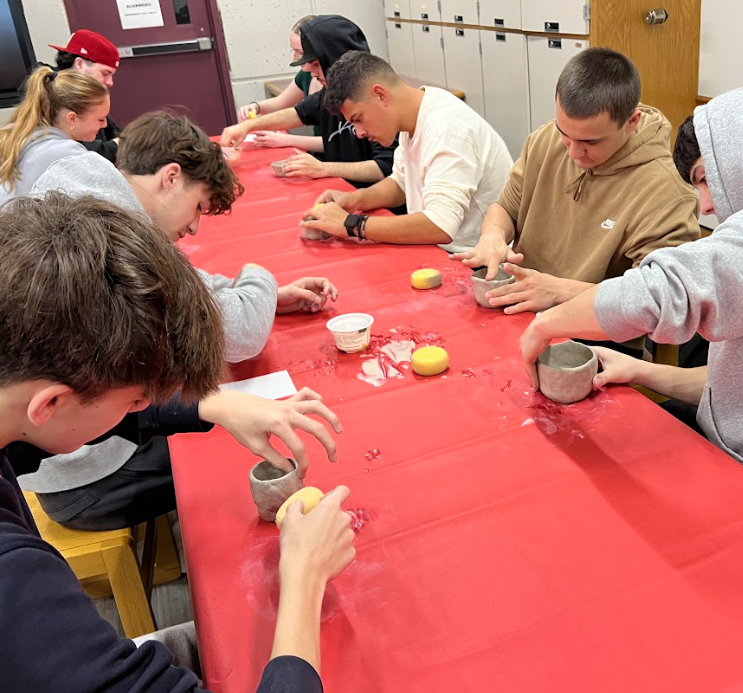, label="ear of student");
[26,384,75,428]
